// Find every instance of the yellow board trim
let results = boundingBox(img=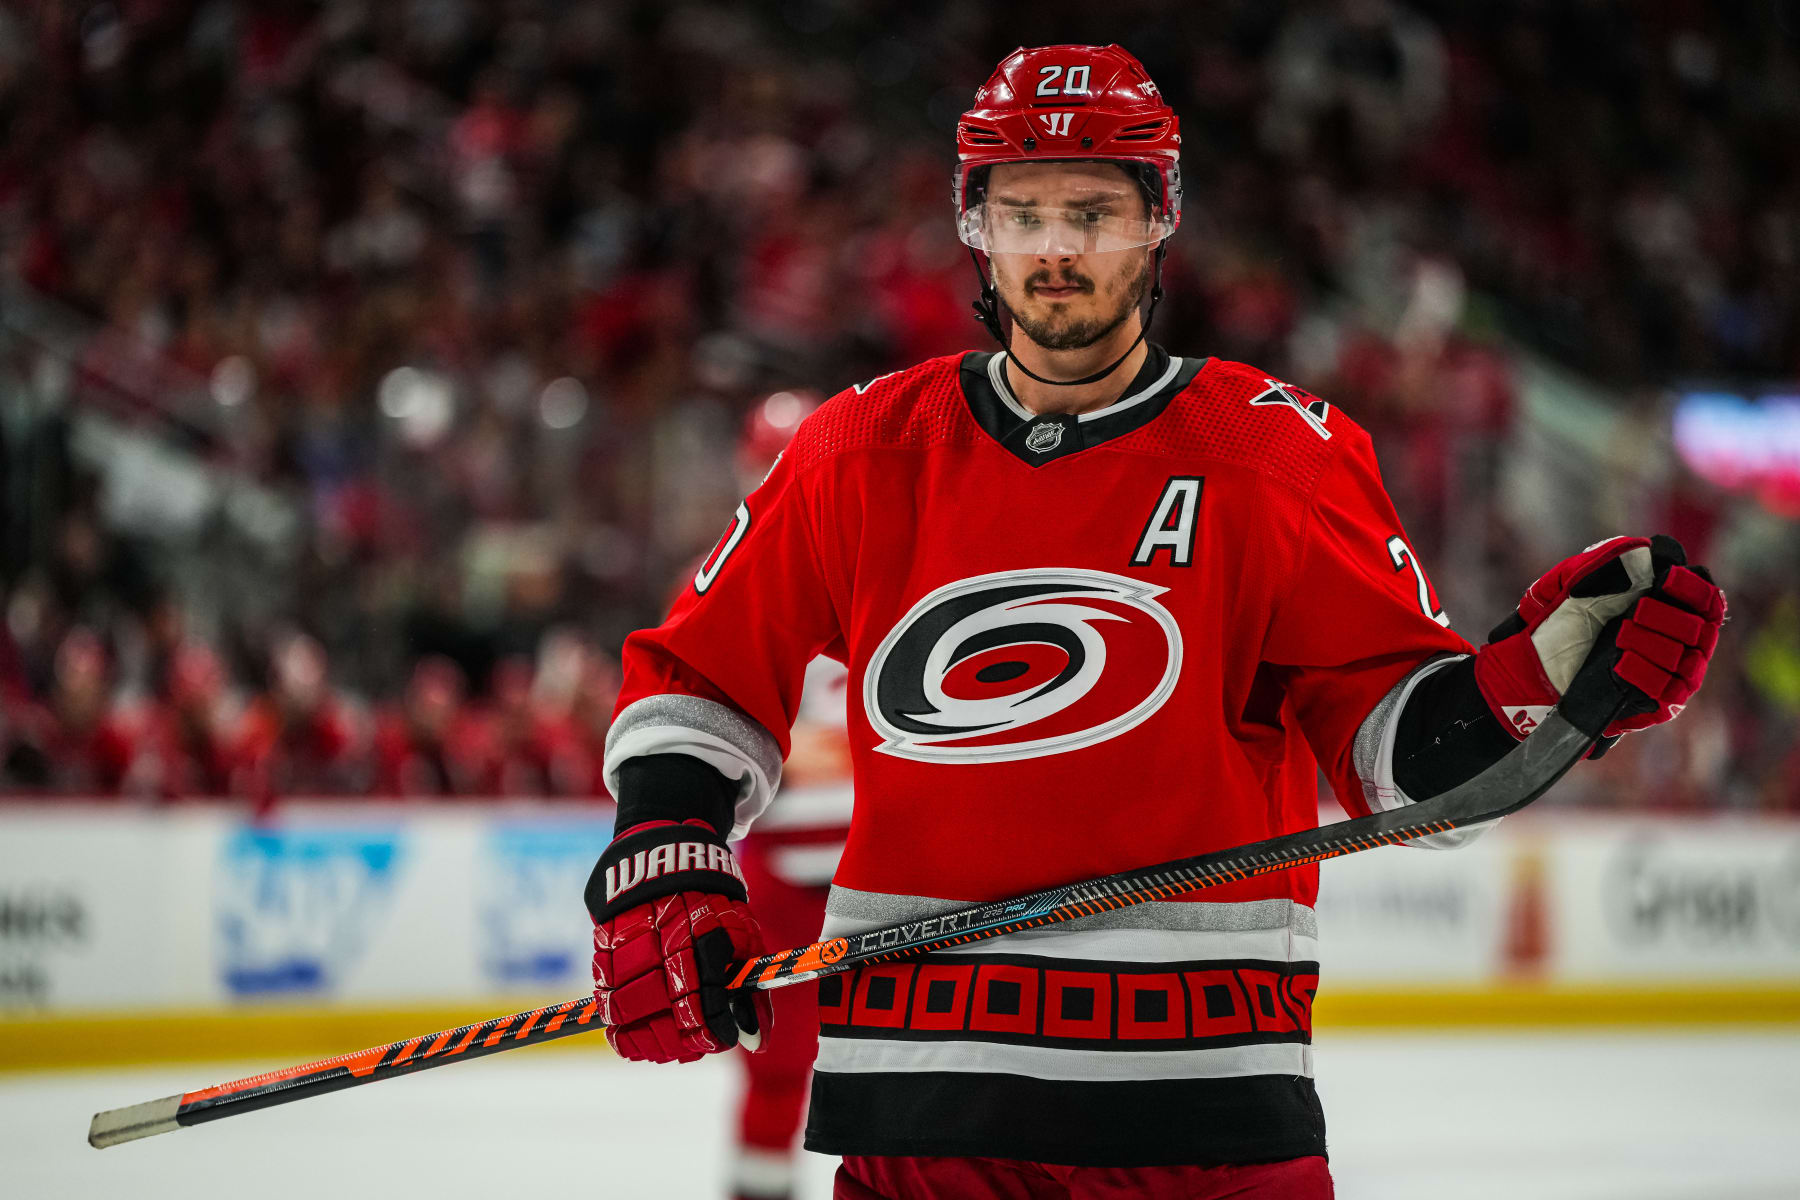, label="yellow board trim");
[1313,982,1800,1029]
[0,1004,614,1074]
[2,984,1798,1074]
